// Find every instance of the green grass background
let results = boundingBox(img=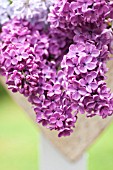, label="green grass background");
[0,83,113,170]
[0,84,38,170]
